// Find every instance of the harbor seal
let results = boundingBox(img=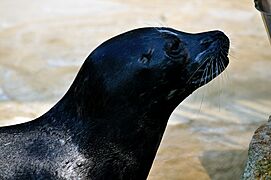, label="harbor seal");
[0,27,229,179]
